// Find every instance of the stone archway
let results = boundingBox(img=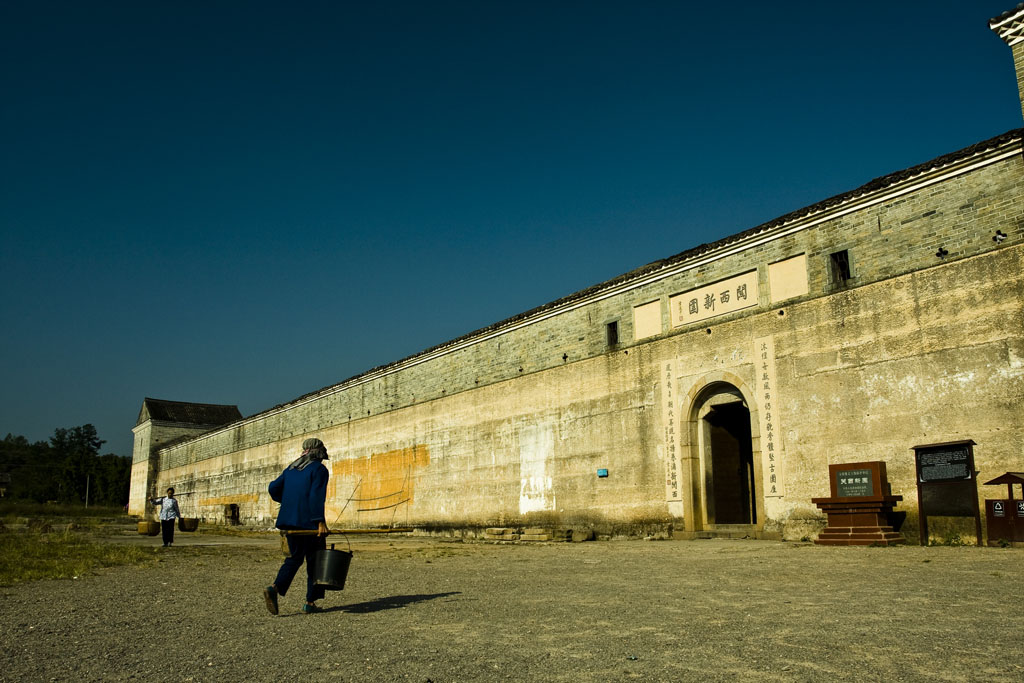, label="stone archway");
[680,373,764,535]
[698,391,755,525]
